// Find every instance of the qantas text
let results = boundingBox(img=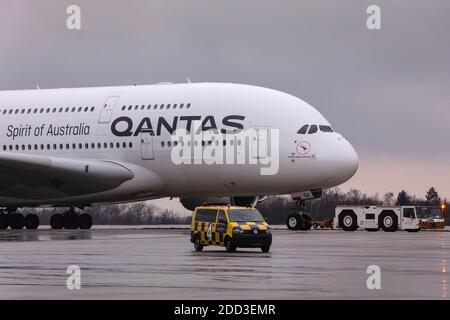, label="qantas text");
[111,115,245,136]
